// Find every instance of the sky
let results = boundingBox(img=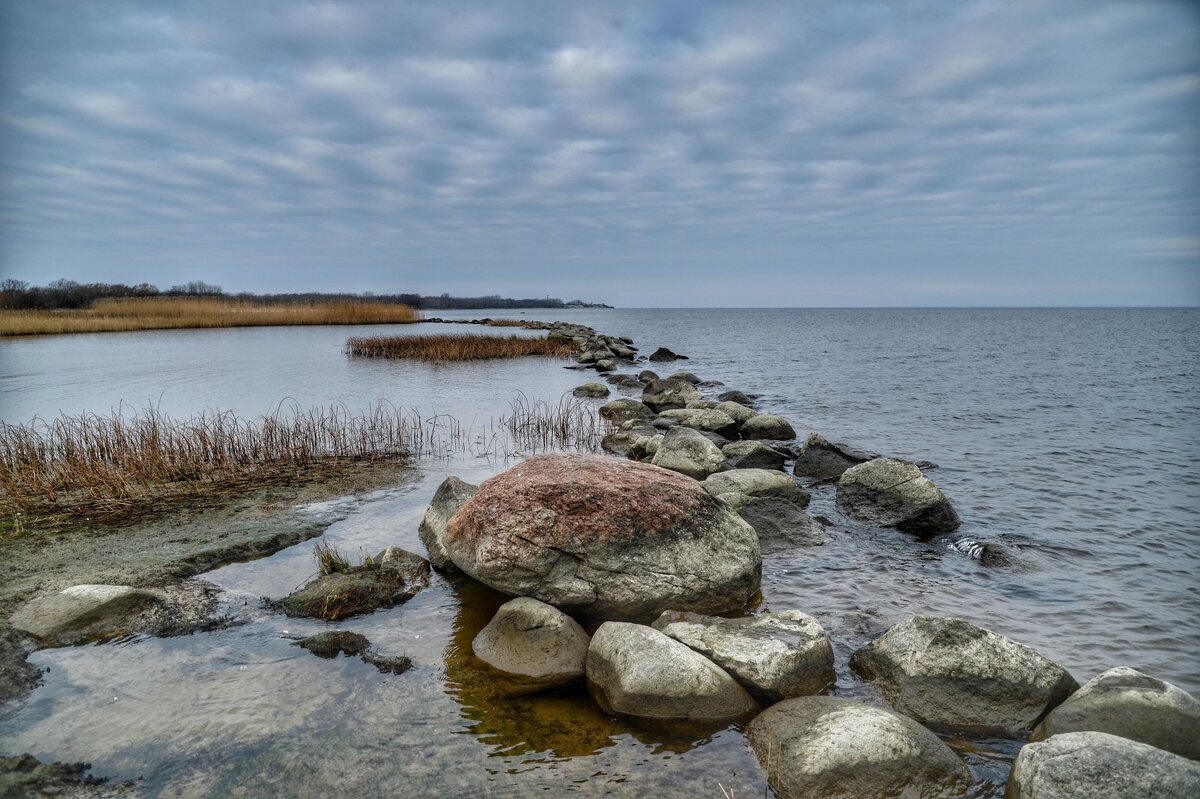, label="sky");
[1,1,1197,307]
